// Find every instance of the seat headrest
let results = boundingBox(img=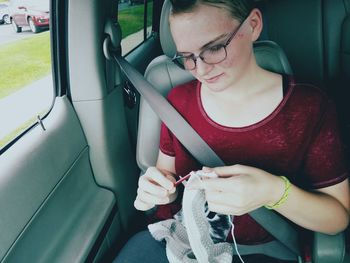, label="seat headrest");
[159,0,177,57]
[159,0,292,76]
